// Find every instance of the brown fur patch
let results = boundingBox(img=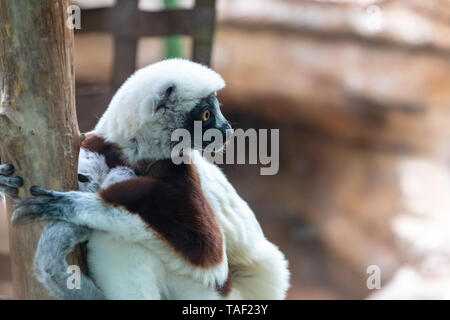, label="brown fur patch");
[217,271,233,297]
[81,133,126,168]
[99,160,223,268]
